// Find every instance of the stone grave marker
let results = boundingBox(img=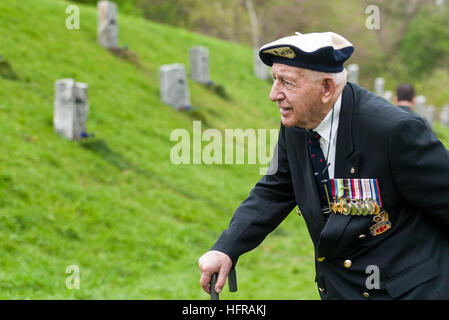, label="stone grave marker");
[254,49,268,80]
[425,105,435,127]
[374,77,385,97]
[415,95,427,118]
[439,105,449,126]
[54,79,89,140]
[383,90,393,102]
[190,46,210,84]
[159,63,190,110]
[347,64,359,84]
[98,0,119,49]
